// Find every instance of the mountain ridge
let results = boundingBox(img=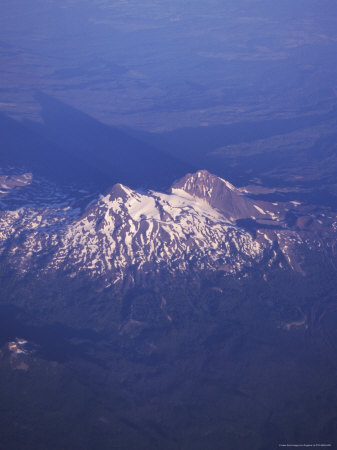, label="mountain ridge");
[171,169,280,221]
[2,169,332,287]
